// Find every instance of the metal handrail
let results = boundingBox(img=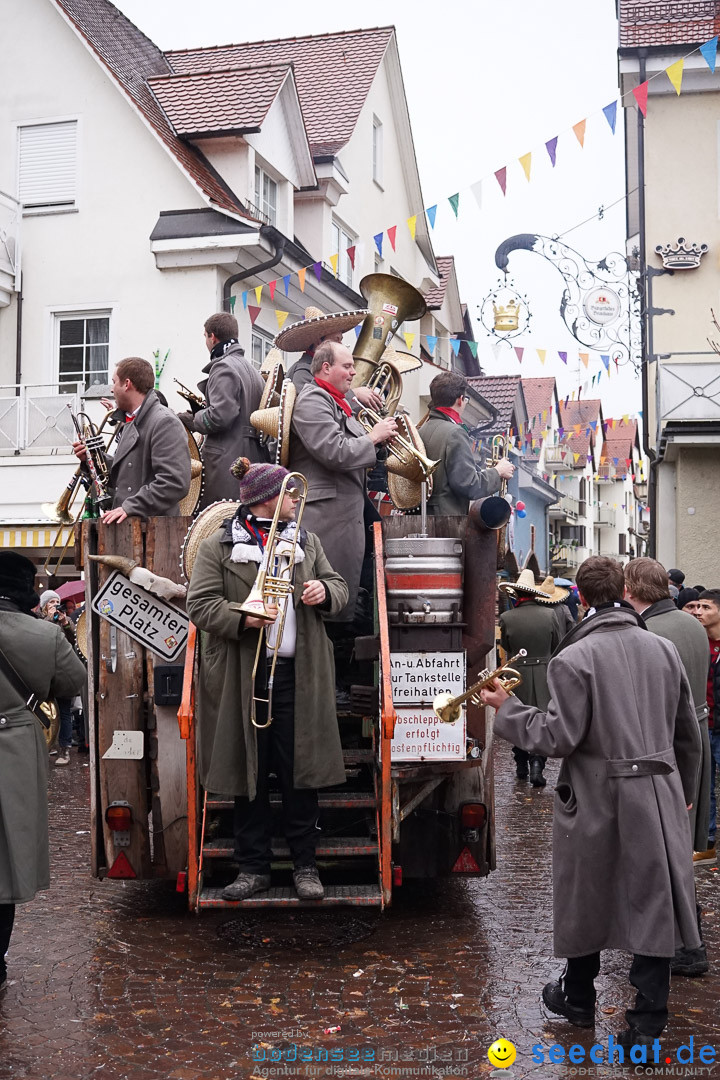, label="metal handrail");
[374,521,395,910]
